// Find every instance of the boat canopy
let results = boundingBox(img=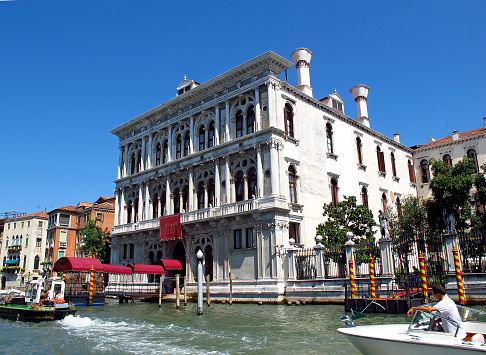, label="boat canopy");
[102,264,132,275]
[3,259,19,265]
[53,257,103,272]
[129,264,166,274]
[154,259,183,270]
